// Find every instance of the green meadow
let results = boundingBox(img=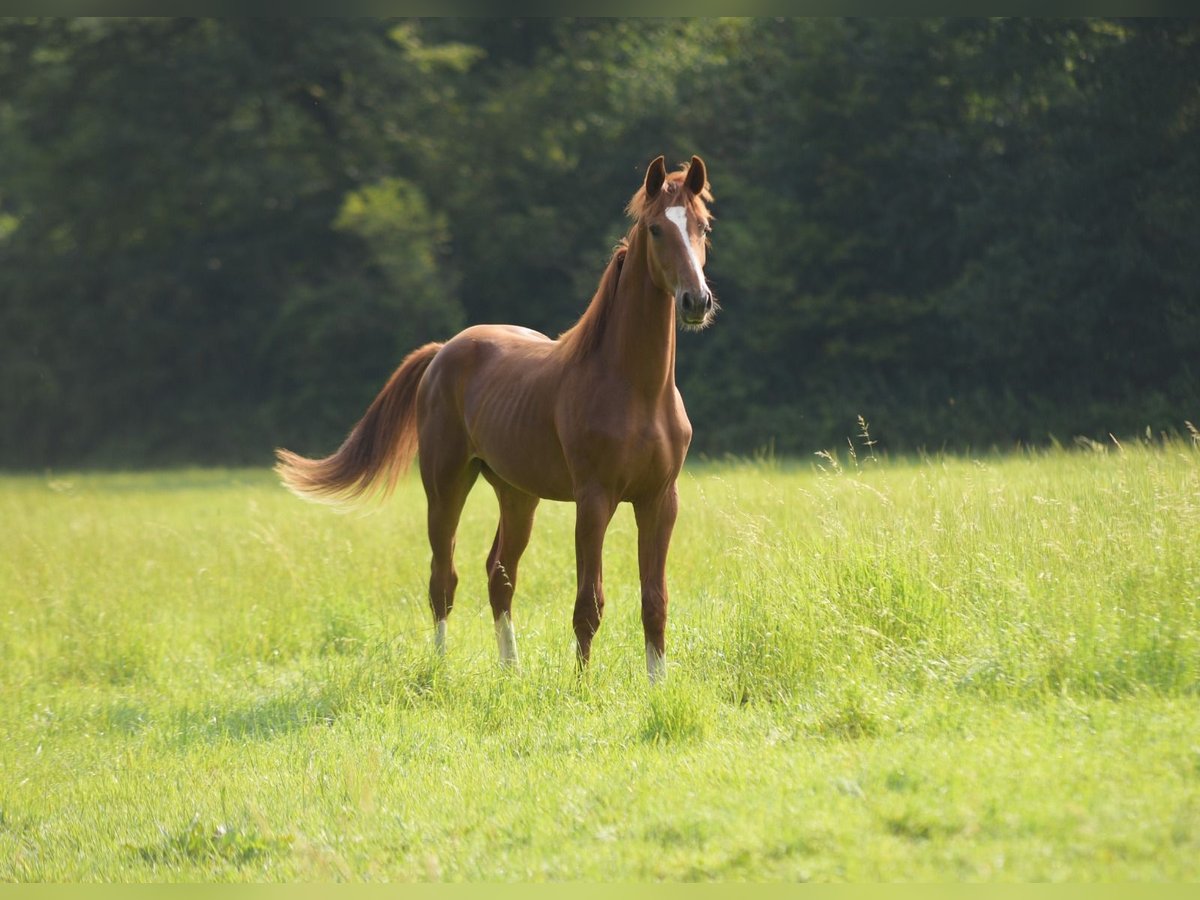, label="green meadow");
[2,443,1198,881]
